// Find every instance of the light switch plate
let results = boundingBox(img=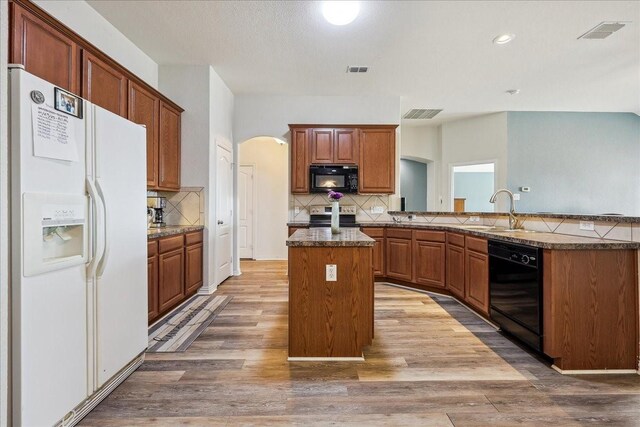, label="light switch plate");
[326,264,337,281]
[513,193,521,201]
[371,206,384,214]
[469,216,480,223]
[579,221,595,231]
